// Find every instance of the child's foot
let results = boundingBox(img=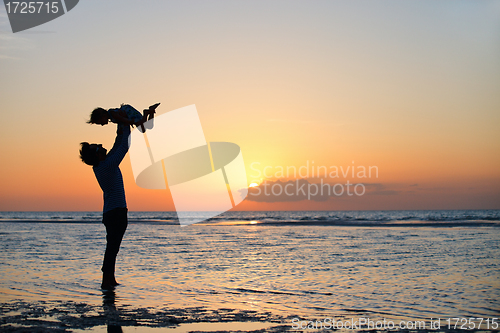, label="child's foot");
[148,103,160,114]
